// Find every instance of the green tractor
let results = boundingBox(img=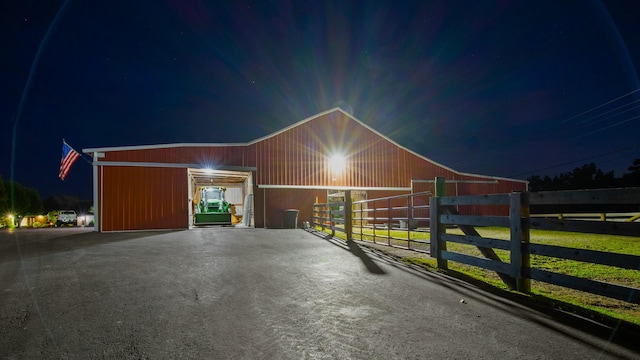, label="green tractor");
[194,186,232,226]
